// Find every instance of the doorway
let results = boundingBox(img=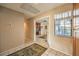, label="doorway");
[34,16,49,48]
